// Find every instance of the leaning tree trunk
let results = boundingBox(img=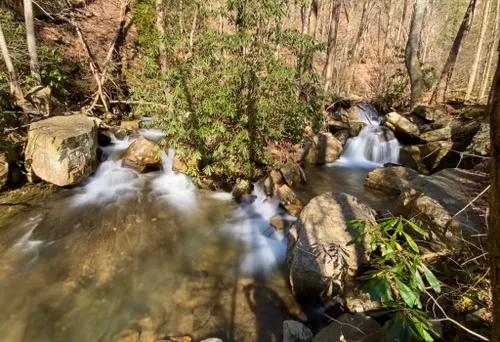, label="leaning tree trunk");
[323,0,341,92]
[465,0,492,101]
[405,0,426,109]
[479,0,500,100]
[0,21,24,102]
[155,0,168,73]
[23,0,41,84]
[430,0,477,104]
[488,35,500,342]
